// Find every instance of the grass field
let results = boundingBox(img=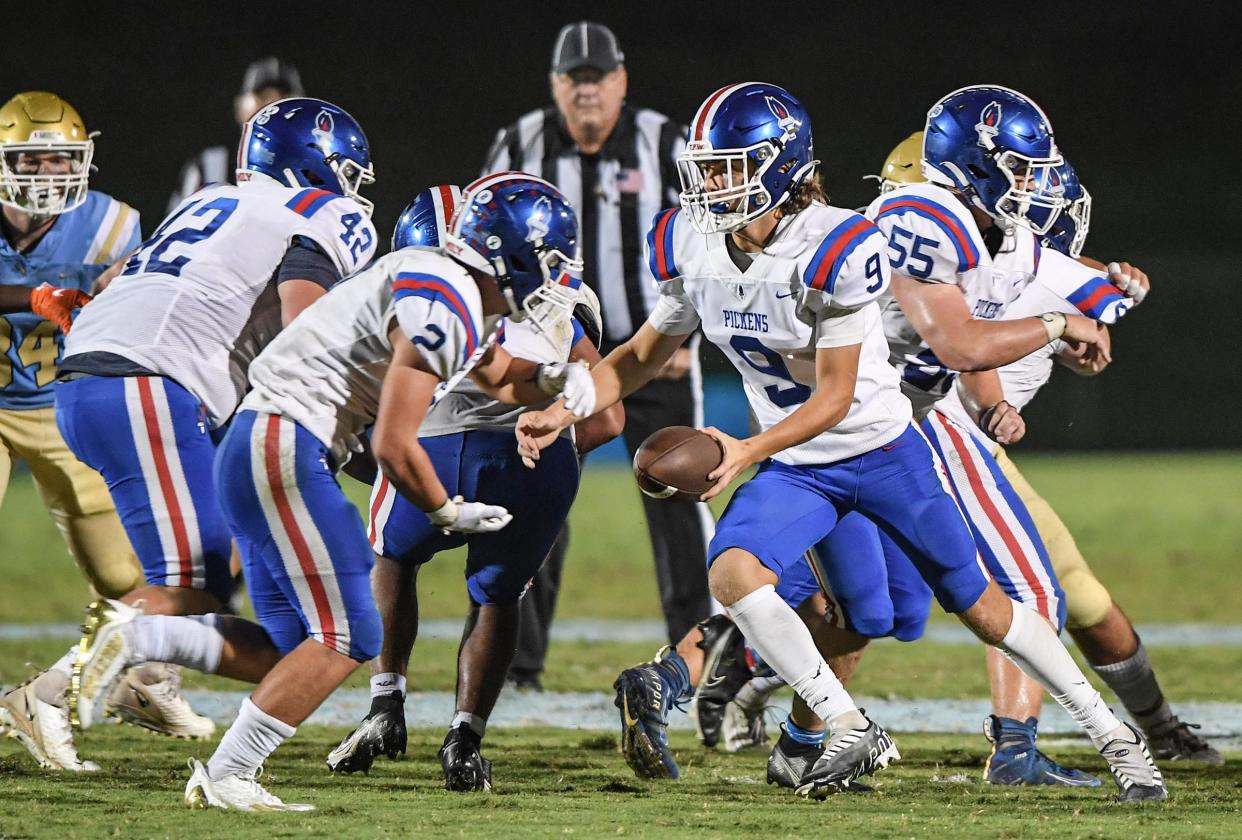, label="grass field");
[2,728,1240,839]
[1,453,1240,837]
